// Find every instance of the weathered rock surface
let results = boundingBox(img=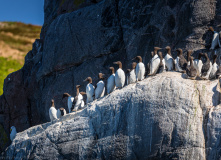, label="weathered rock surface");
[1,0,221,155]
[2,72,221,159]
